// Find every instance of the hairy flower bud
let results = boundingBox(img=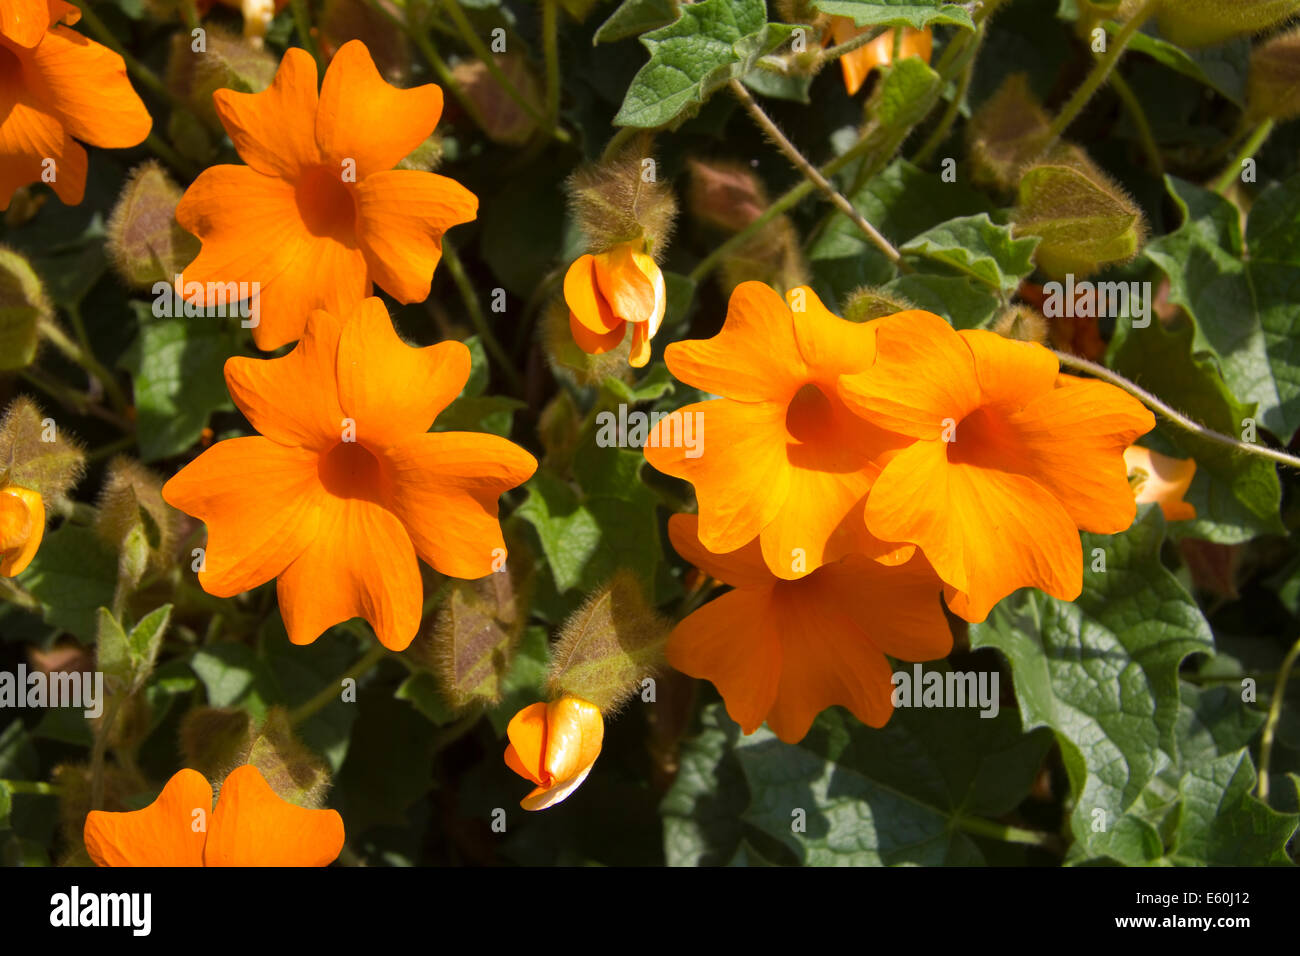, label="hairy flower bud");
[1247,26,1300,121]
[1153,0,1300,48]
[1013,144,1146,280]
[966,73,1052,192]
[105,162,200,289]
[842,285,916,323]
[0,246,50,371]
